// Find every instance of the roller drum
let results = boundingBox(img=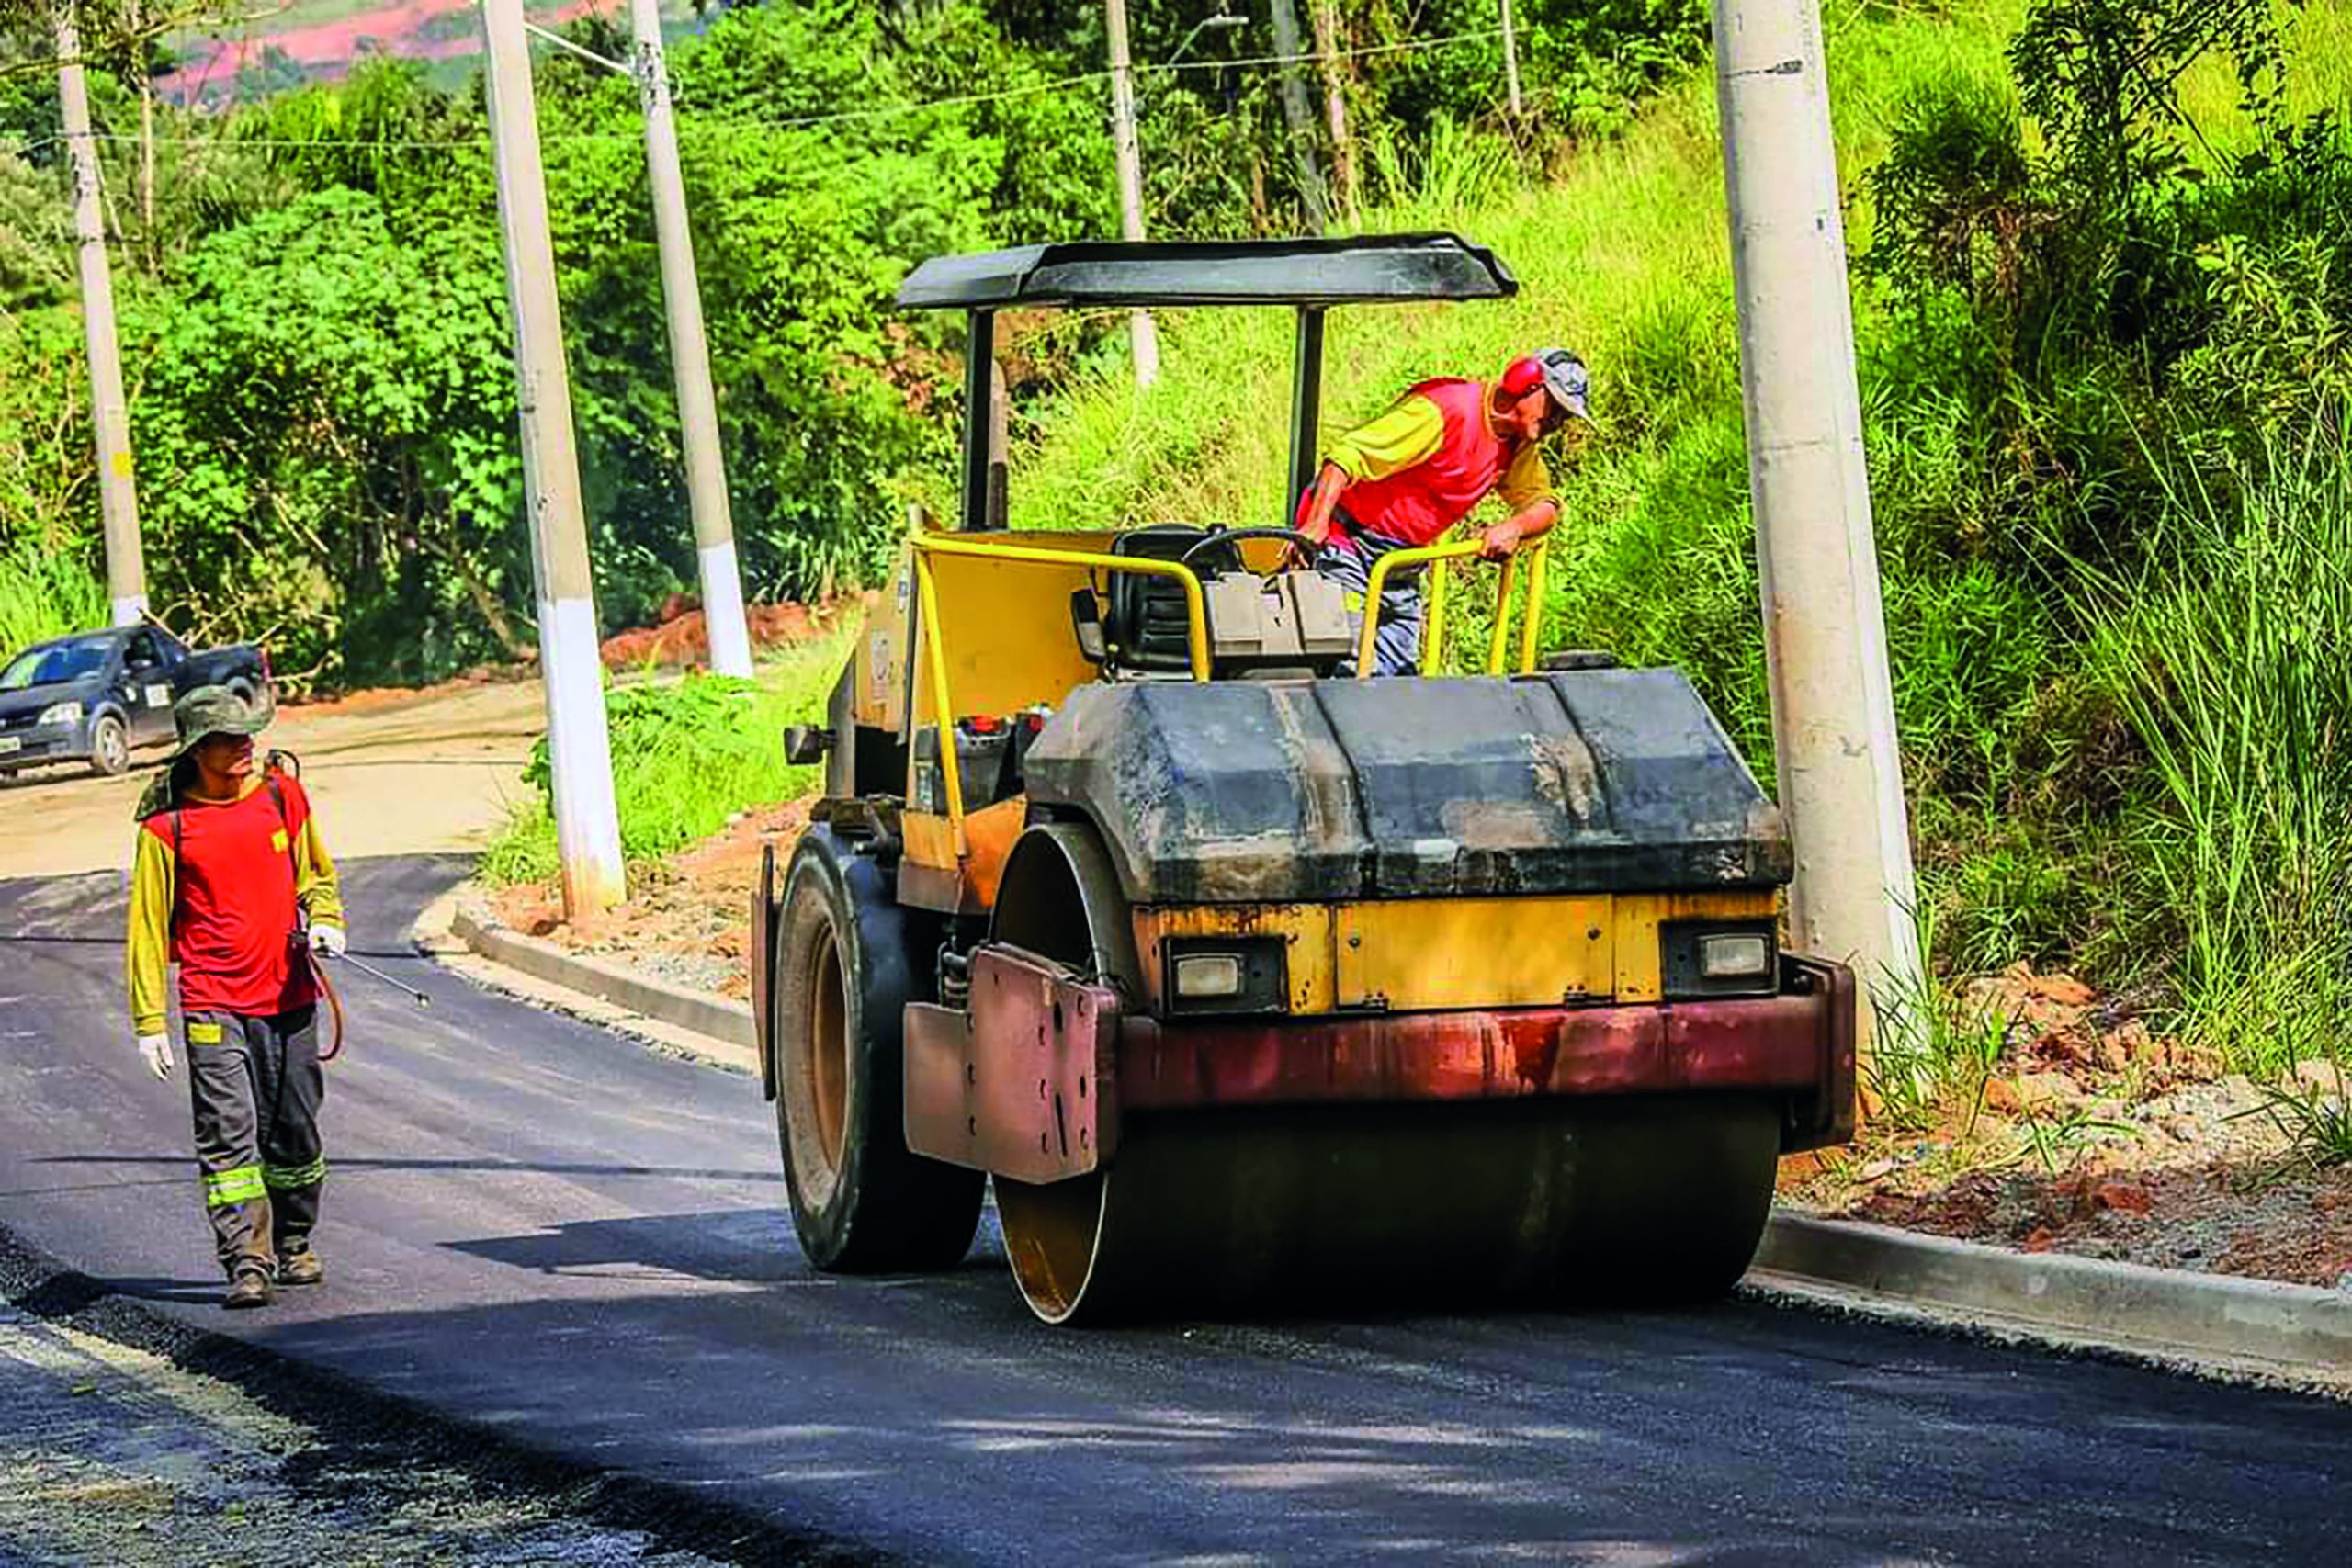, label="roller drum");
[996,1094,1779,1324]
